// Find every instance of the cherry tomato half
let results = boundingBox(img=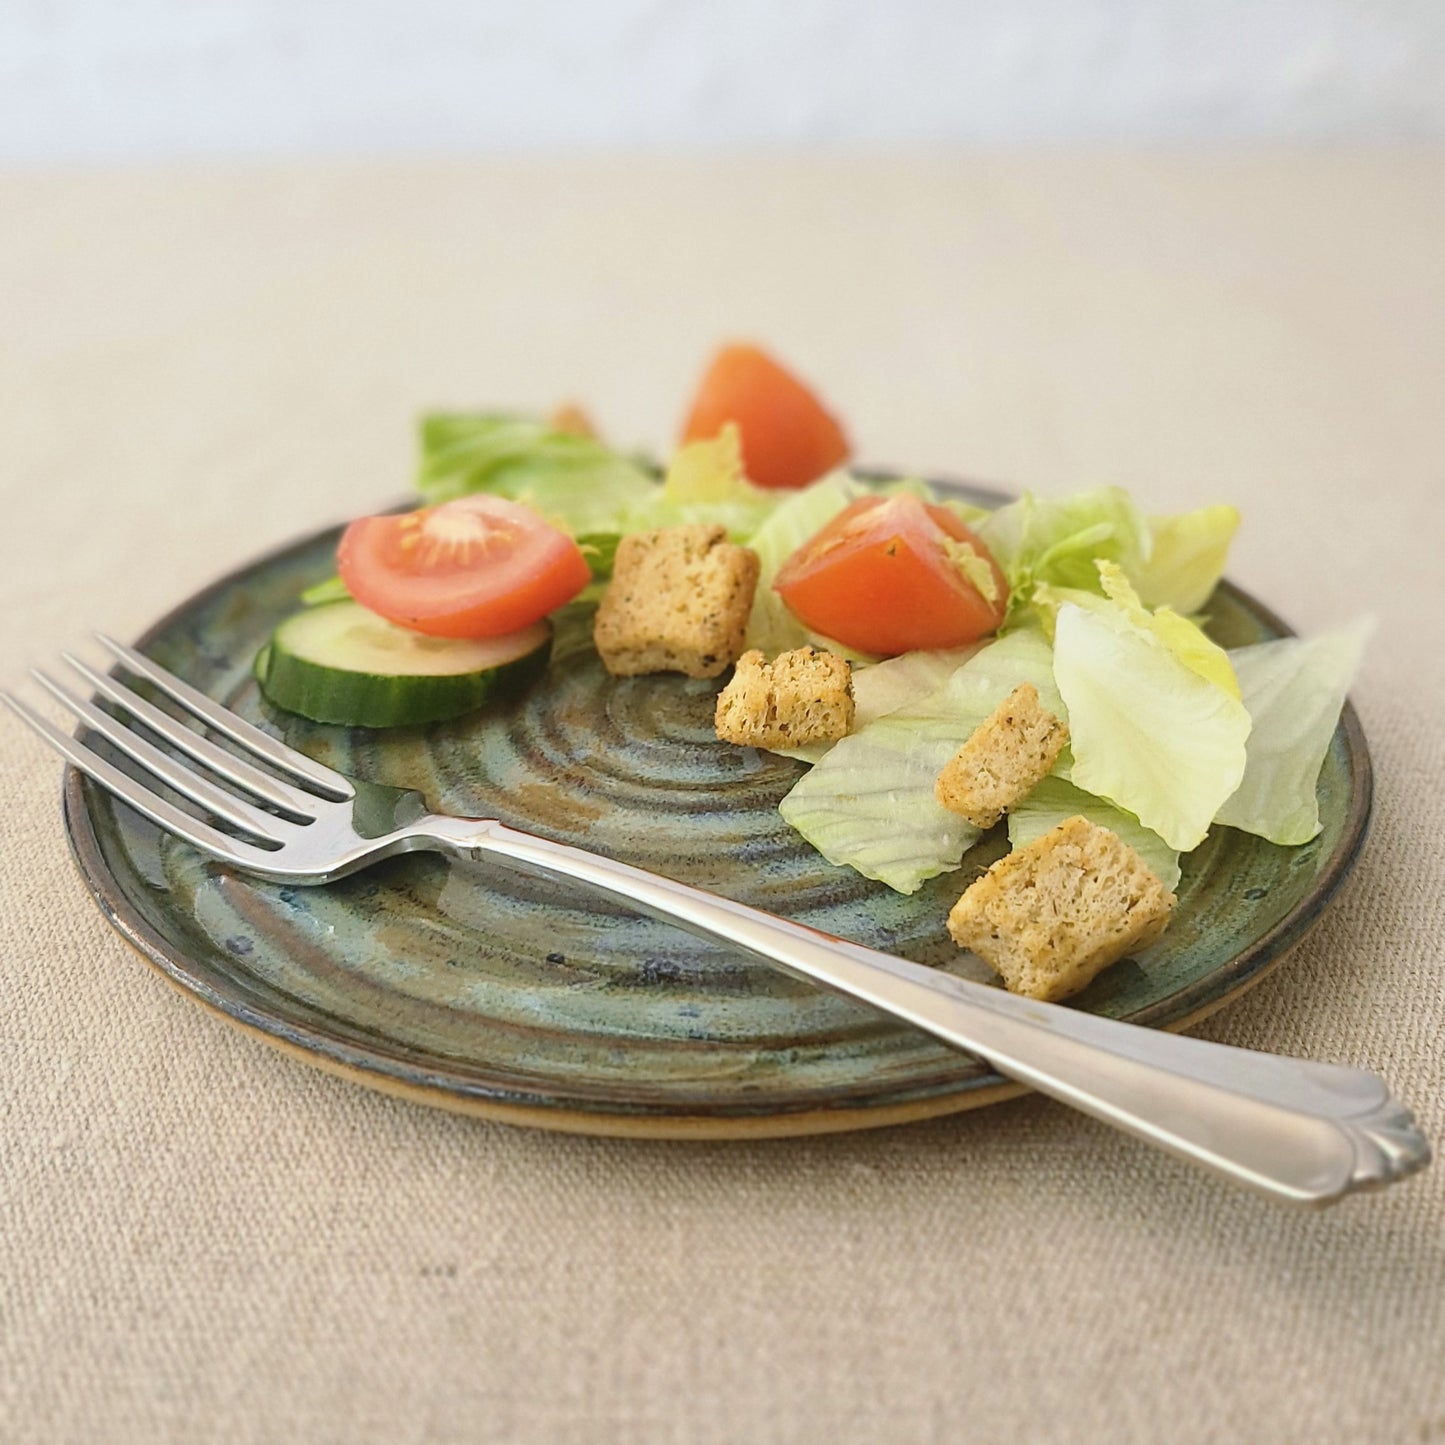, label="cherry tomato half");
[680,343,850,490]
[773,494,1009,655]
[338,495,590,639]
